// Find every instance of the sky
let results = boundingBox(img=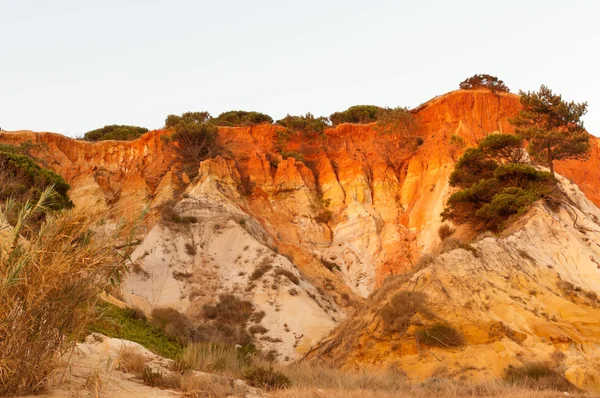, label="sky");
[1,0,599,137]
